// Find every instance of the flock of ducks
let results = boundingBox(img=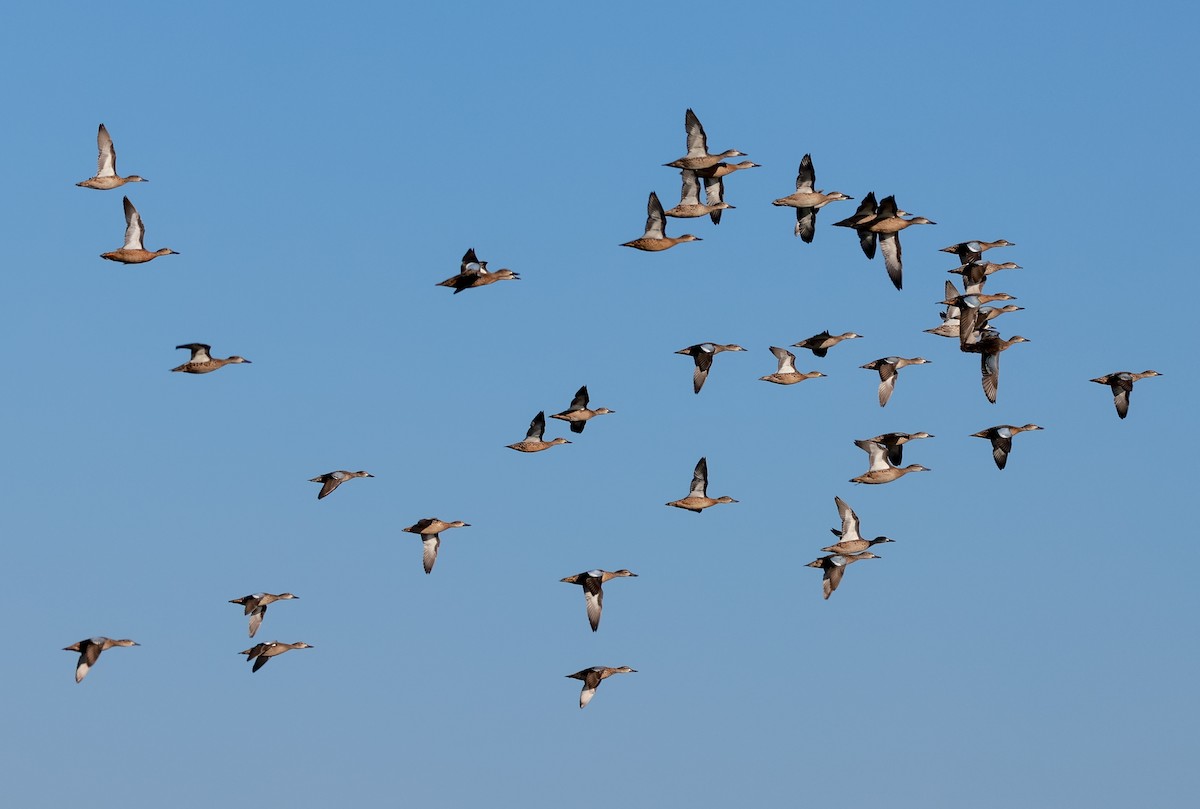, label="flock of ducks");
[62,115,1163,707]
